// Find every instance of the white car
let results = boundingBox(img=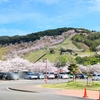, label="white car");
[44,72,55,79]
[59,72,69,79]
[92,74,100,81]
[34,73,45,79]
